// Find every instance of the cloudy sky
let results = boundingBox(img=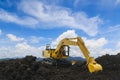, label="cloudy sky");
[0,0,120,58]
